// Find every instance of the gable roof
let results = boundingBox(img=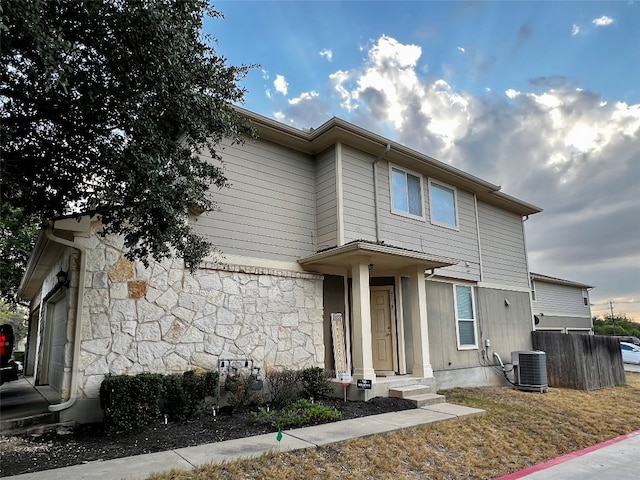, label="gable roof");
[530,272,594,289]
[237,107,543,217]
